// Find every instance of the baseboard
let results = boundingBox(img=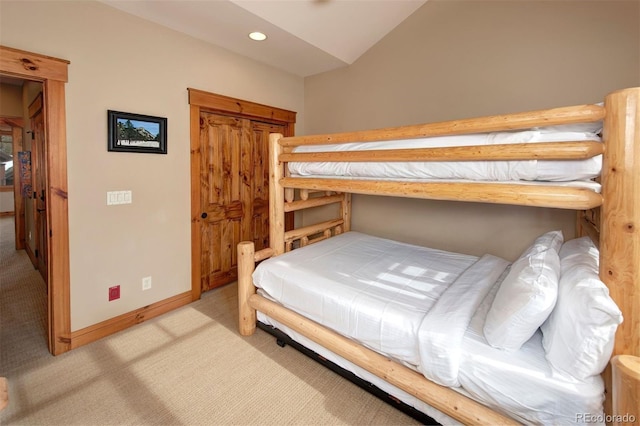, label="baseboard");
[25,244,37,268]
[70,290,192,349]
